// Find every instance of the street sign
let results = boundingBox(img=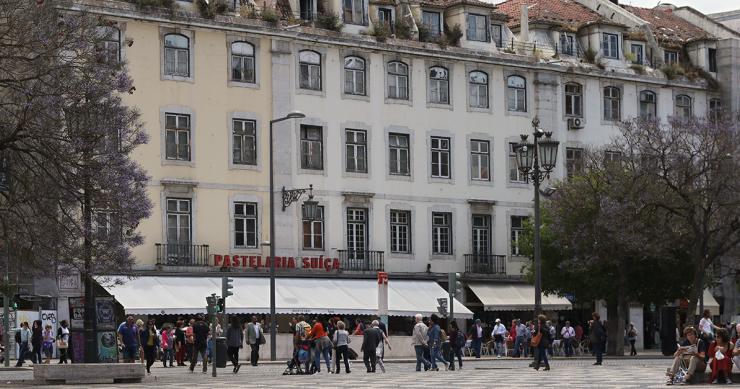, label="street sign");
[437,306,448,317]
[437,297,448,309]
